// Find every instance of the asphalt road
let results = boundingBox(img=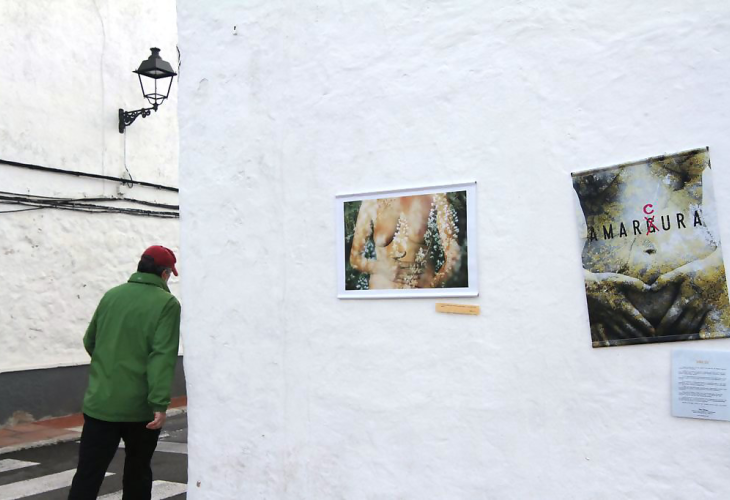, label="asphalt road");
[0,413,188,499]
